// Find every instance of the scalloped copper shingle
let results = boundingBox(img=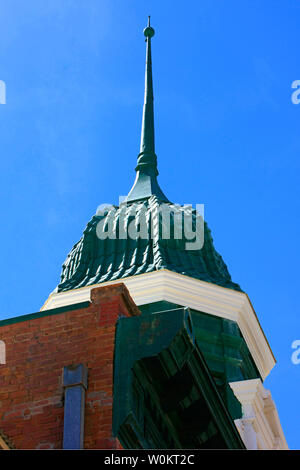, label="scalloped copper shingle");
[56,197,241,294]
